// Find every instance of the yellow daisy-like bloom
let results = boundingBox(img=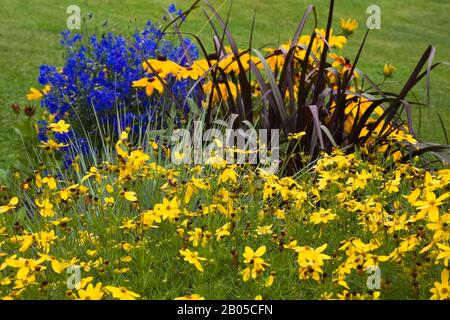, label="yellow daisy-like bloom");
[26,85,50,101]
[339,18,358,35]
[413,191,449,222]
[0,197,18,214]
[310,208,337,224]
[104,286,141,300]
[142,58,182,78]
[48,120,71,134]
[430,269,450,300]
[77,283,104,300]
[132,77,165,97]
[179,249,207,272]
[35,198,54,218]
